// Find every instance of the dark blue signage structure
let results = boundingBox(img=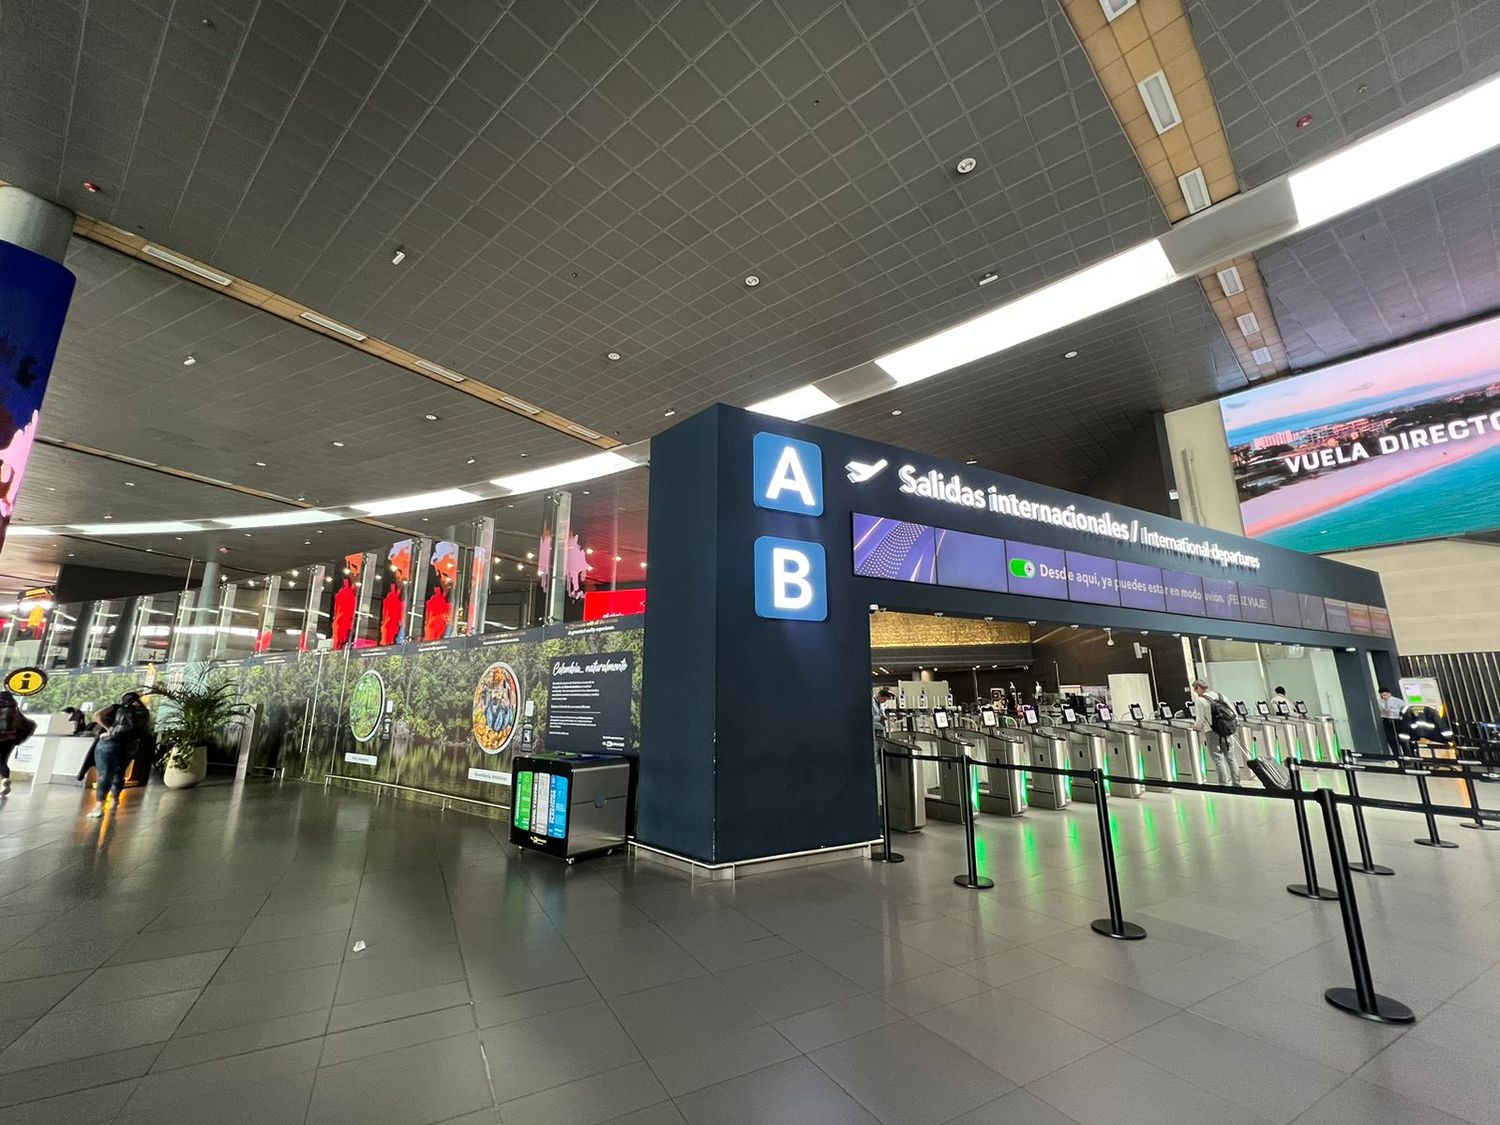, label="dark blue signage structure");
[639,406,1399,866]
